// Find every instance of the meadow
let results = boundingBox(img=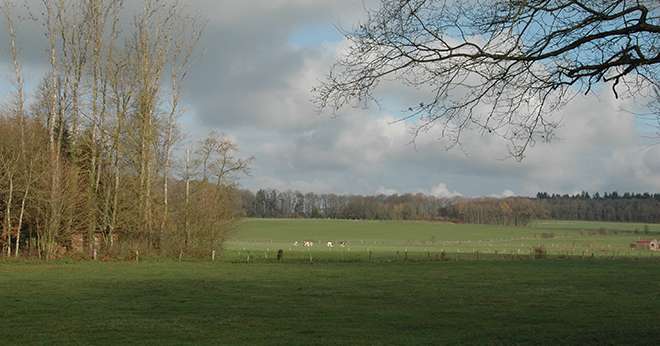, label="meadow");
[224,218,660,262]
[2,218,660,345]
